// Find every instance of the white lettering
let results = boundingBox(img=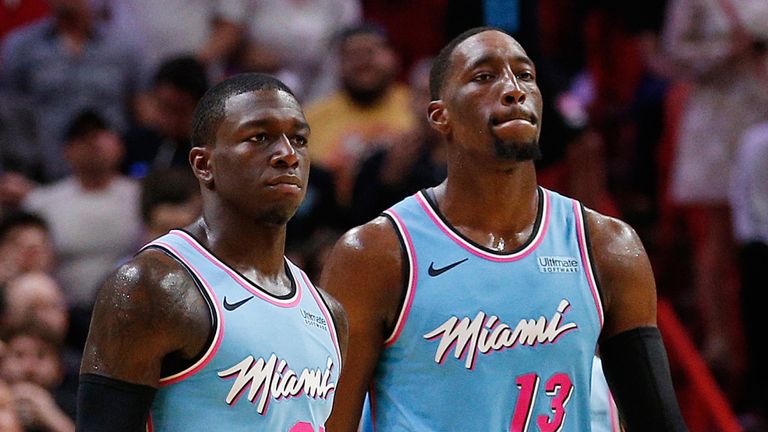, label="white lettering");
[424,300,577,369]
[218,354,336,414]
